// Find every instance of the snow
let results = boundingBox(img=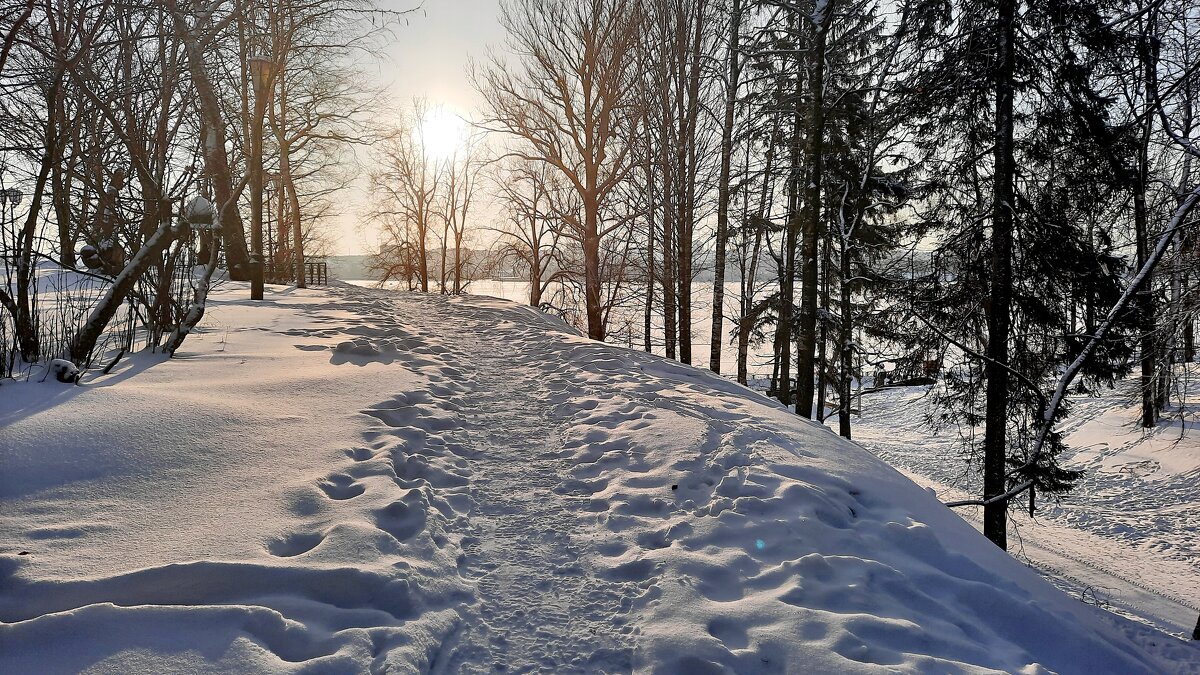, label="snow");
[2,282,1197,673]
[845,383,1200,642]
[363,279,782,379]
